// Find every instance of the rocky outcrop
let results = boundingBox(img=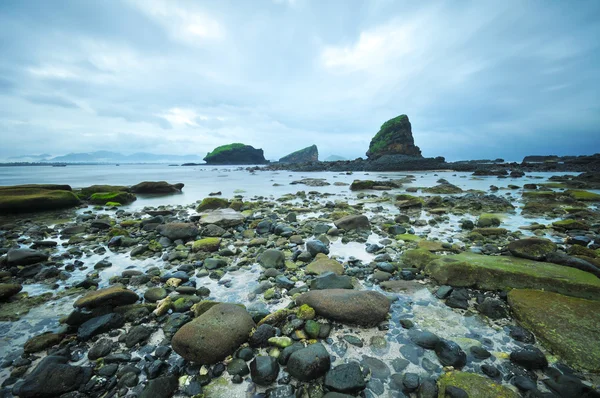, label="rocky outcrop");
[279,145,318,163]
[130,181,184,194]
[203,143,268,165]
[366,114,422,159]
[0,185,80,213]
